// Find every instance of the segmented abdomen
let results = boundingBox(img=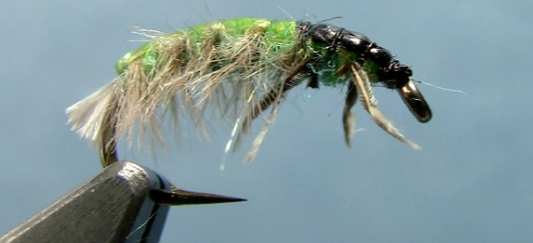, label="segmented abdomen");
[69,18,308,152]
[115,18,302,76]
